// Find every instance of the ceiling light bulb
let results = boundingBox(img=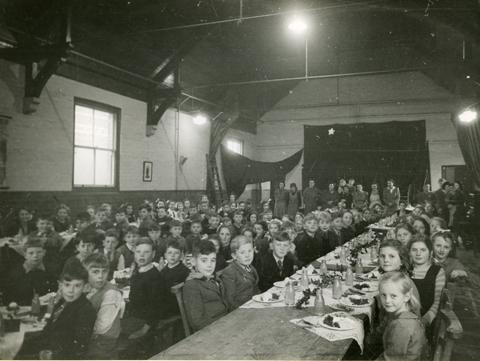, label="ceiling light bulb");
[458,109,478,123]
